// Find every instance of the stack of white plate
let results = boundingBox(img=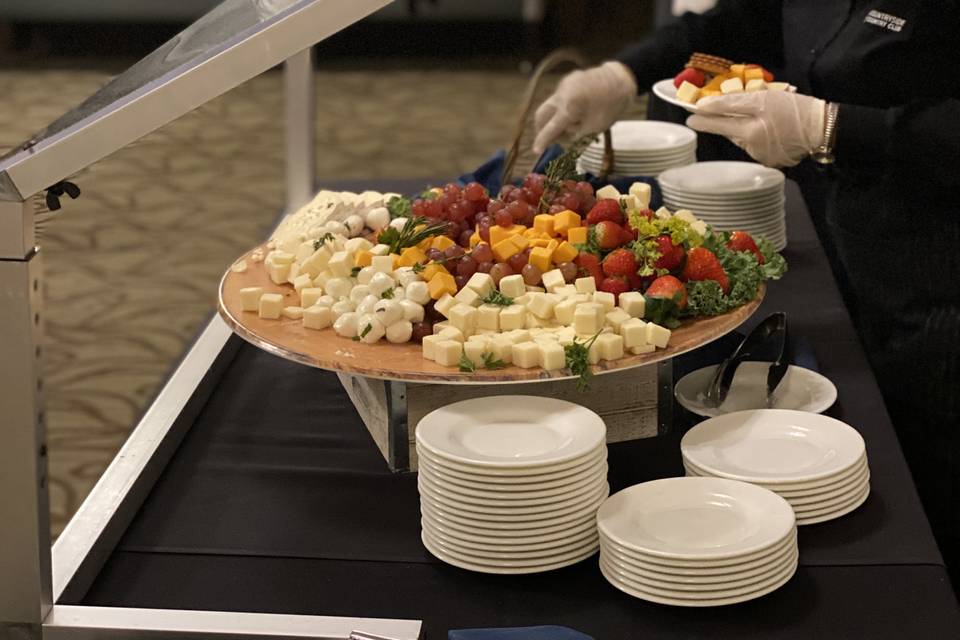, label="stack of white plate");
[577,120,697,177]
[658,161,787,251]
[682,409,871,525]
[598,477,798,606]
[416,396,609,574]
